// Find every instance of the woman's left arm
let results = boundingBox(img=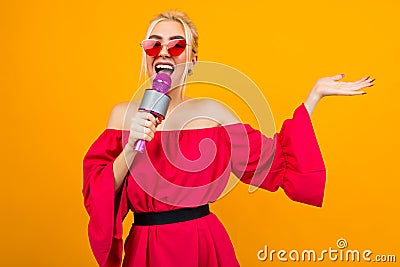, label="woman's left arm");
[304,74,375,116]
